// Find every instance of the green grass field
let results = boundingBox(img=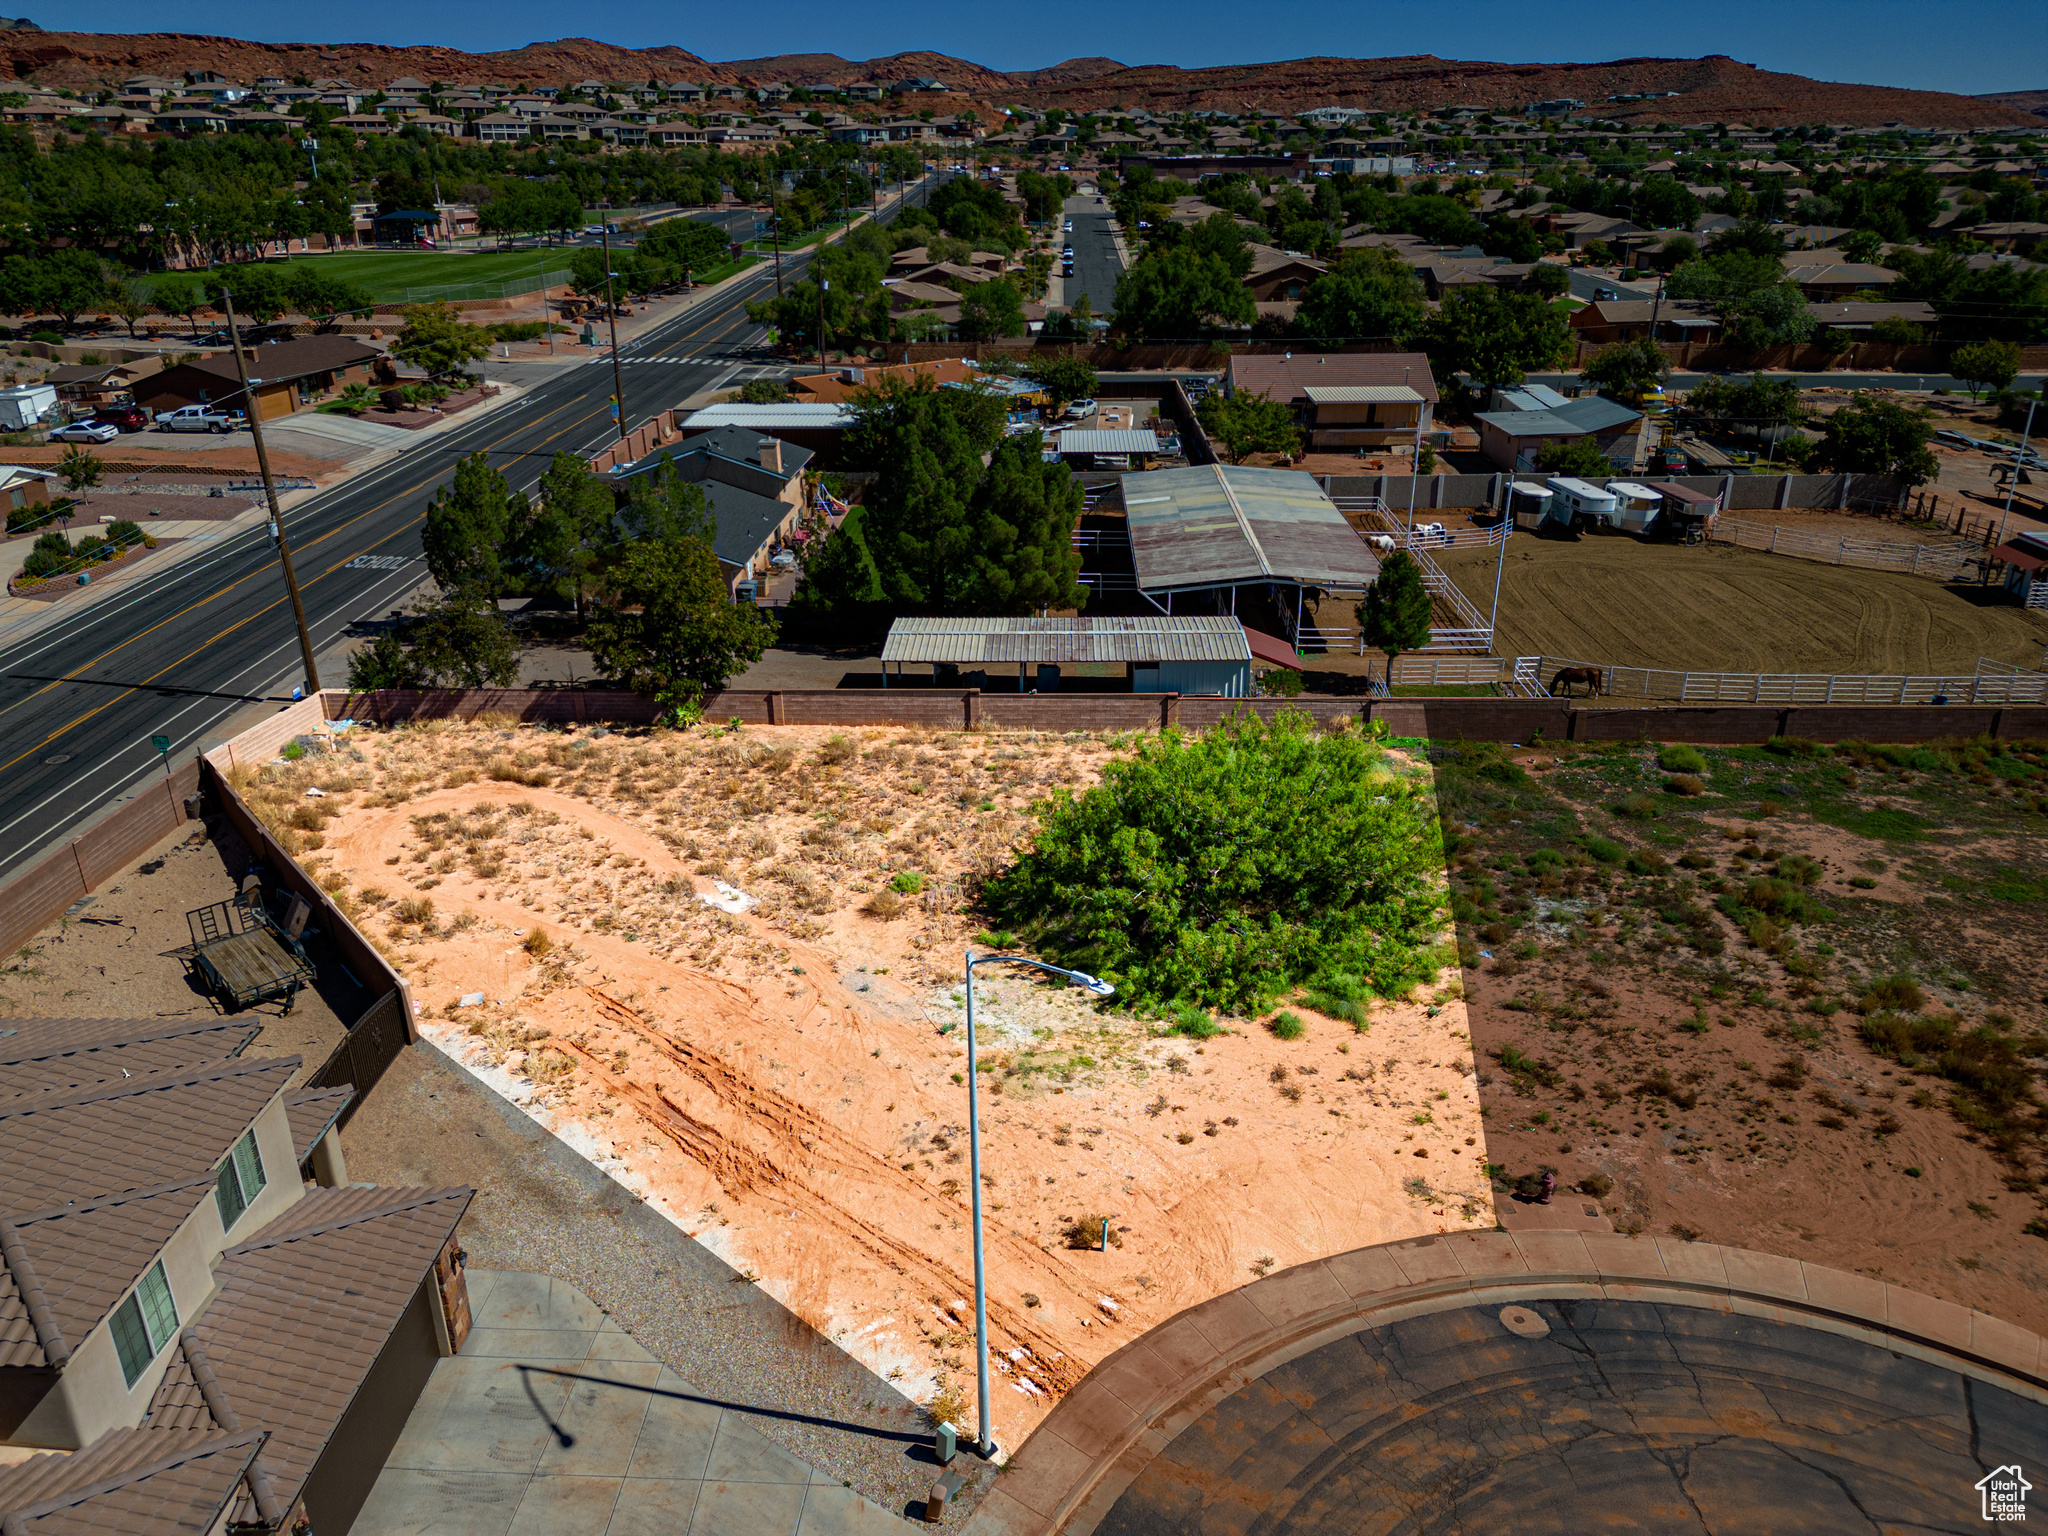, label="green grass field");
[134,251,578,305]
